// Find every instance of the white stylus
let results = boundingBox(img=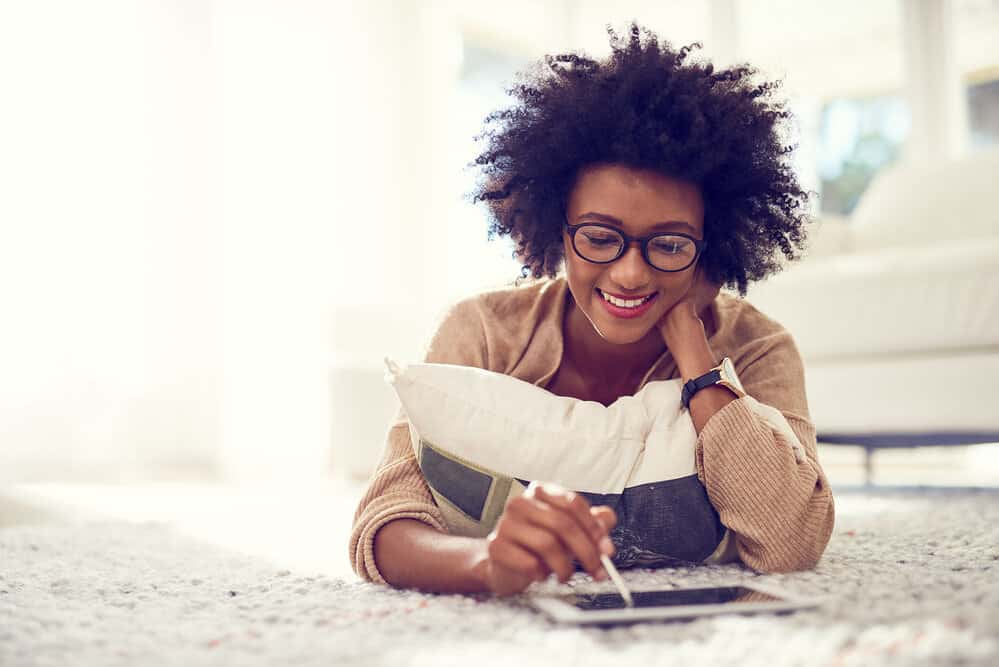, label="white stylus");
[599,553,634,608]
